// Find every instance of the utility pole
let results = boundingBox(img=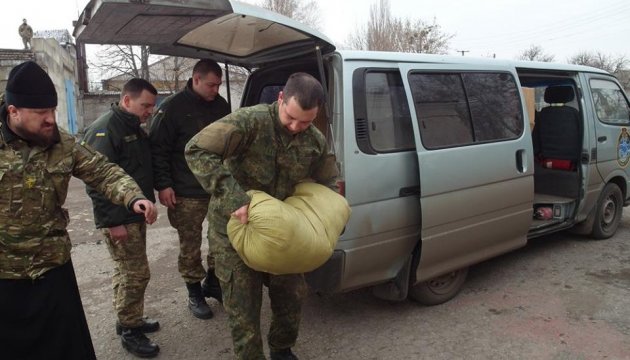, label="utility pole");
[456,50,470,56]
